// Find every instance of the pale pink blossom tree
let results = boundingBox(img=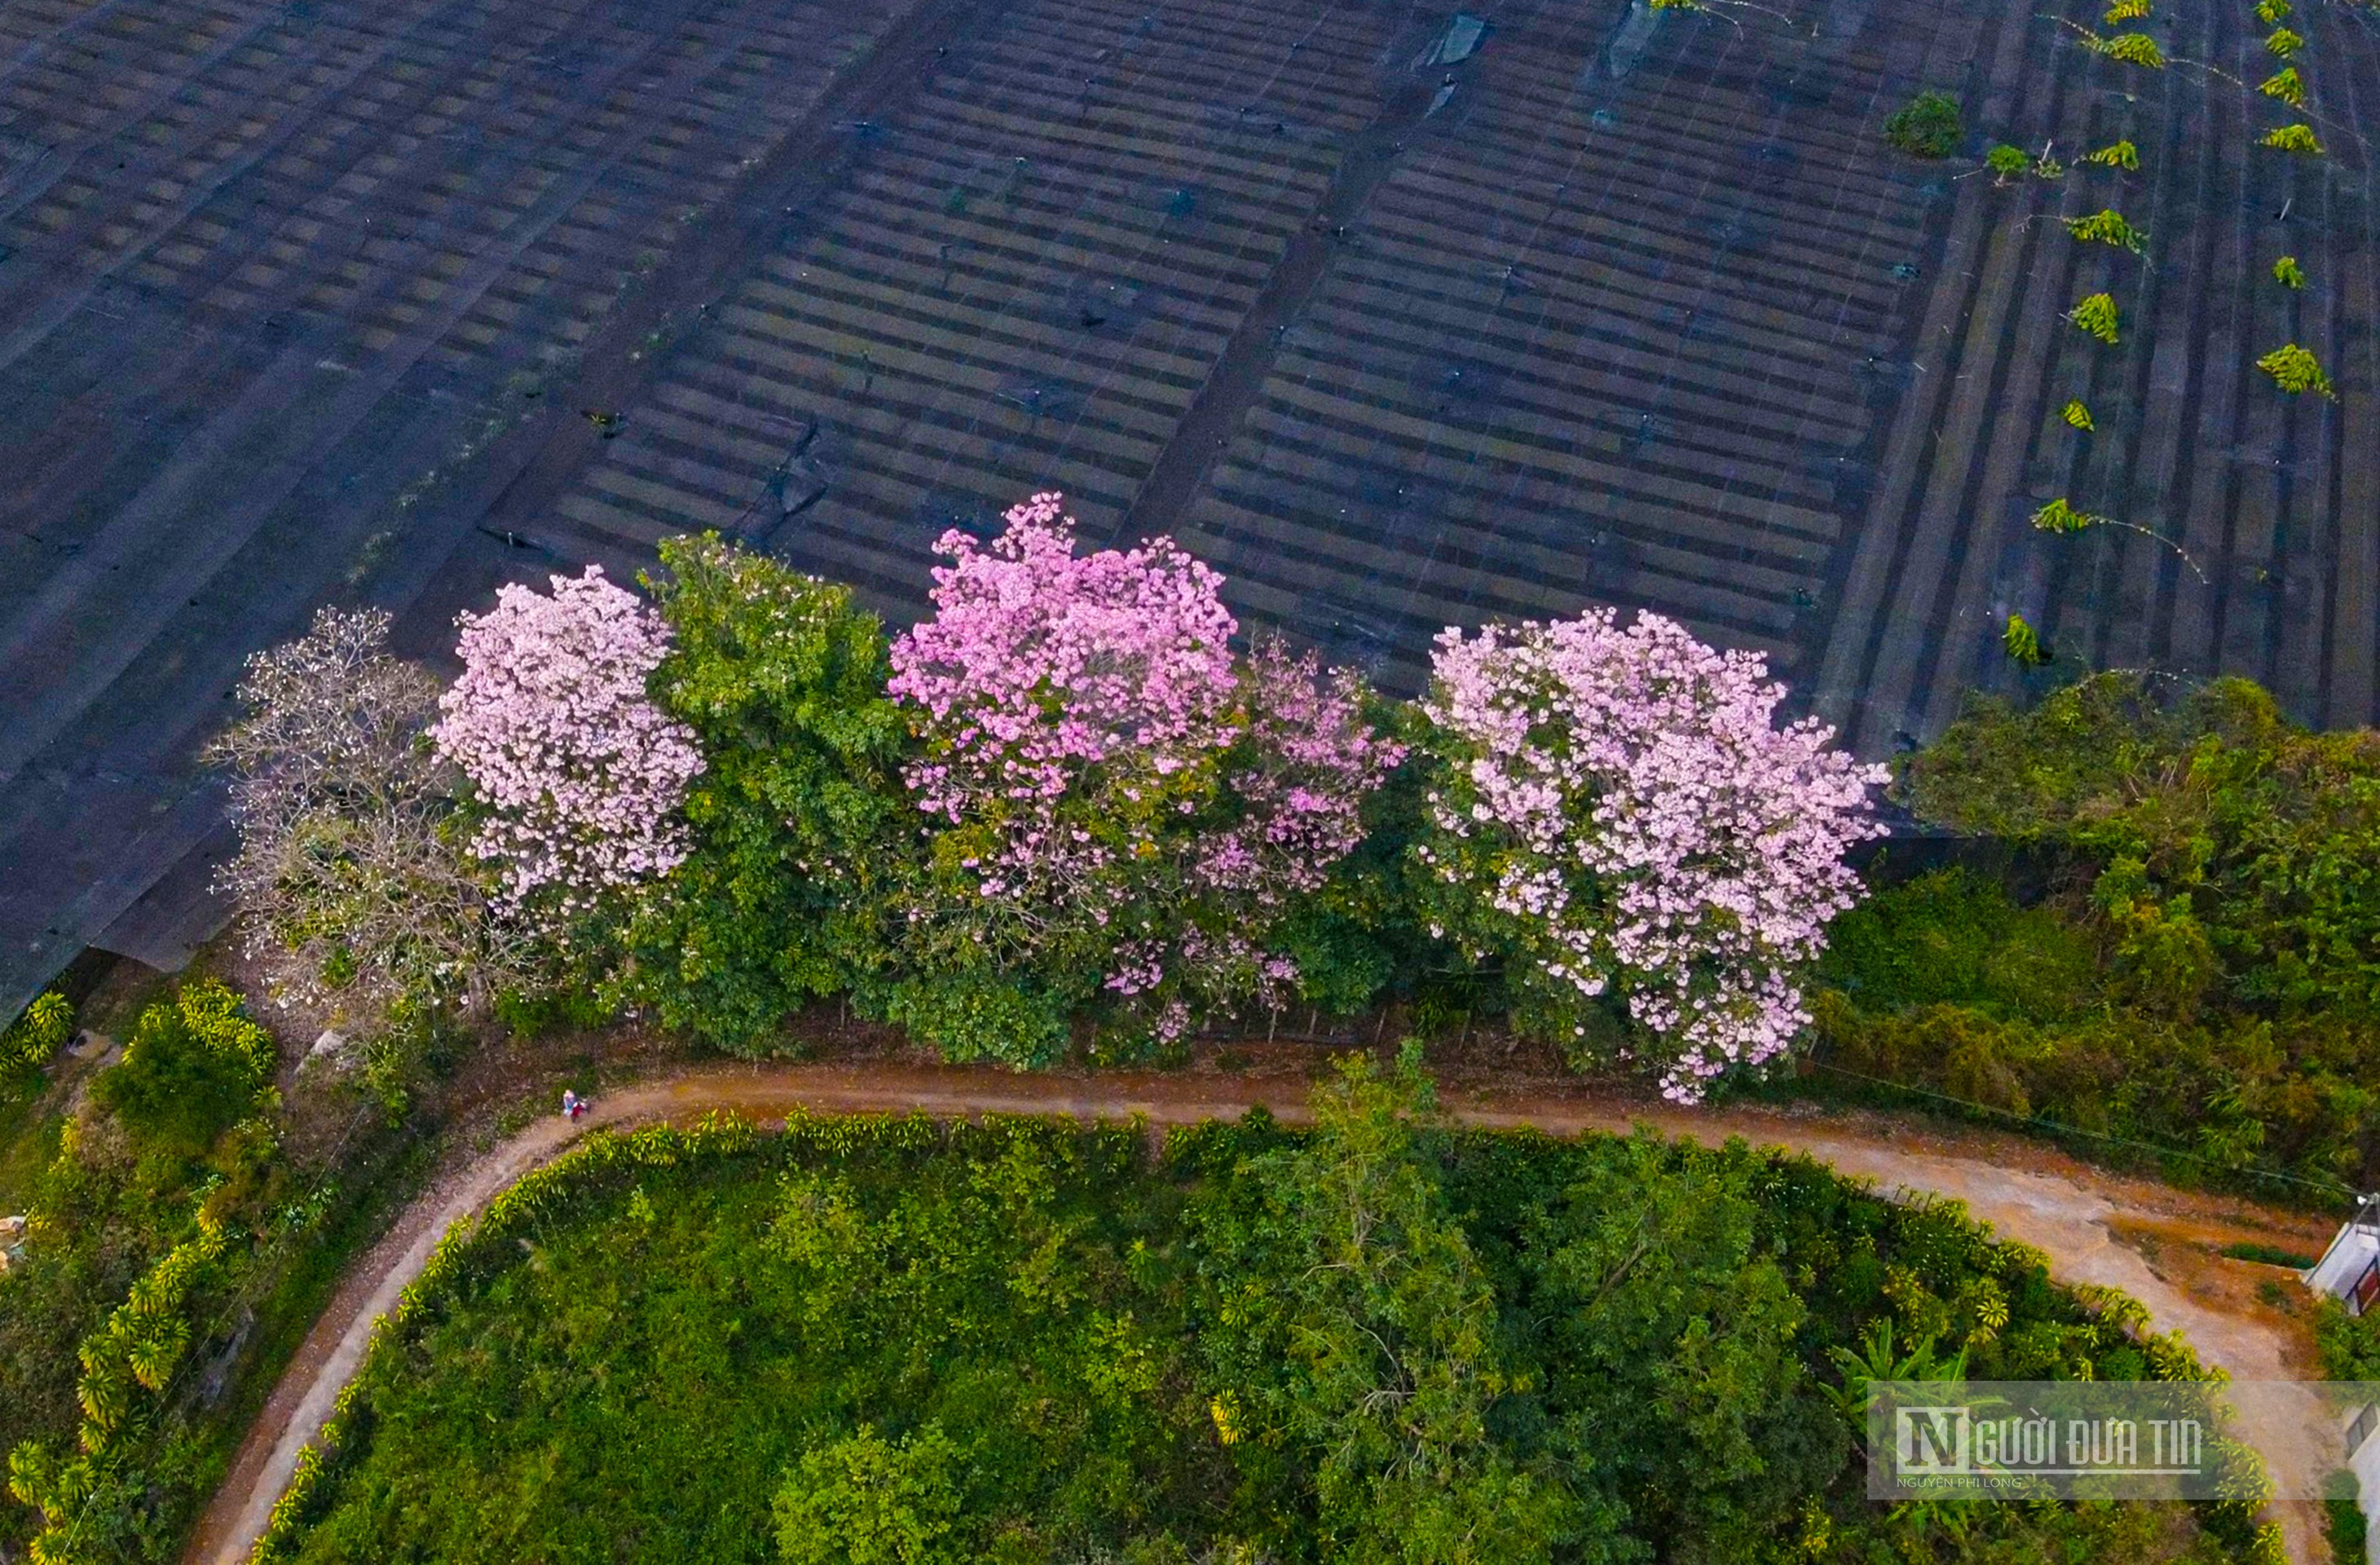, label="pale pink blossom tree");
[1410,610,1885,1100]
[886,493,1398,1055]
[431,566,703,929]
